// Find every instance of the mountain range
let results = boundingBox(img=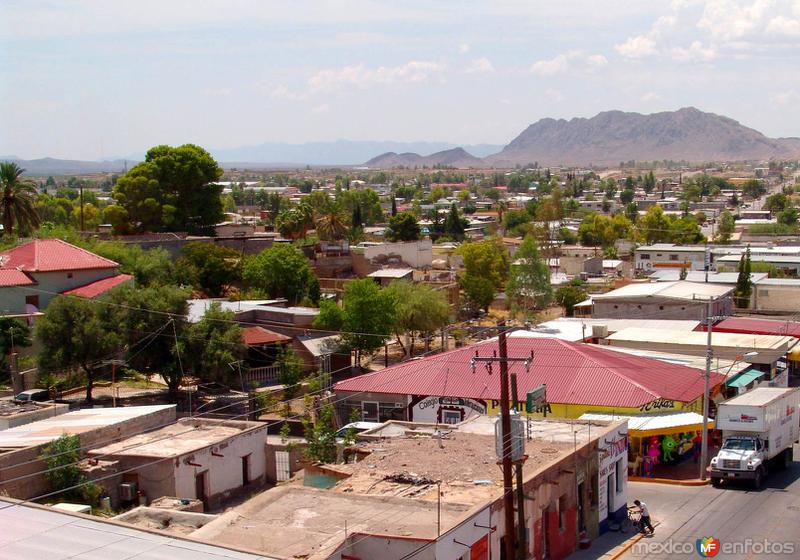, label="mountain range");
[6,108,799,174]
